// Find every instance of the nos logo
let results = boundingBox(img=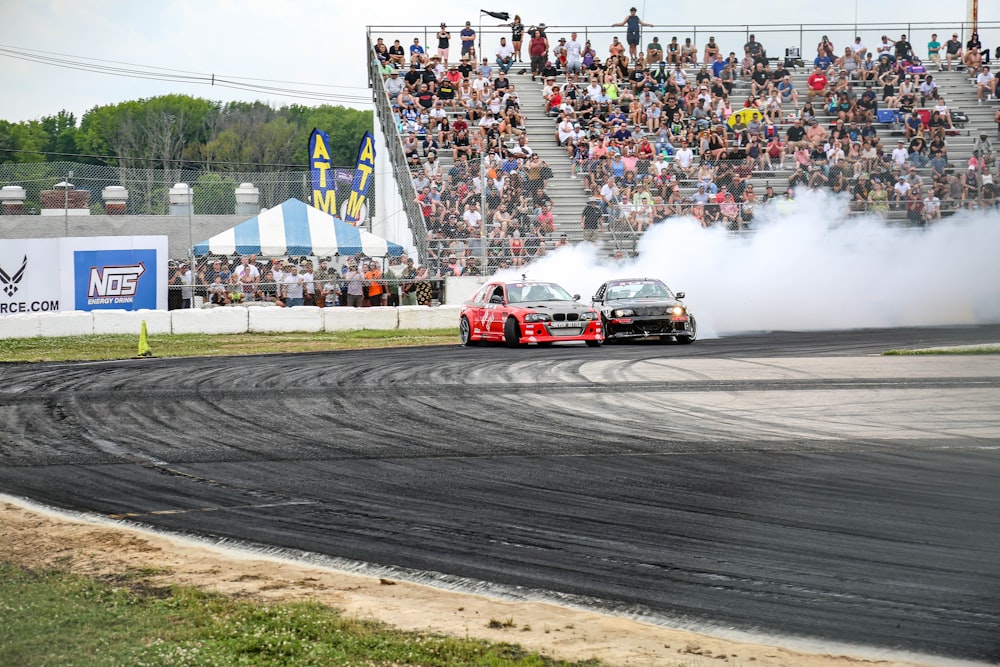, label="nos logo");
[88,263,146,297]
